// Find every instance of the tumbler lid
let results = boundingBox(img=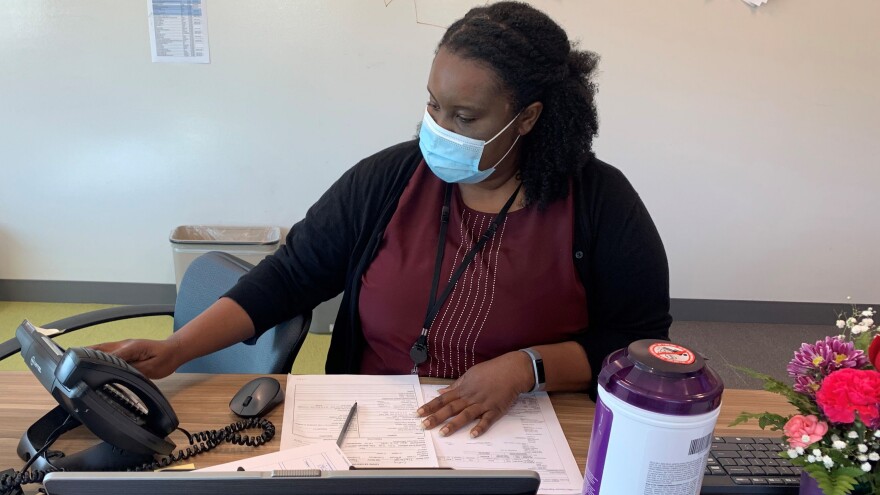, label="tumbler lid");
[598,339,724,415]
